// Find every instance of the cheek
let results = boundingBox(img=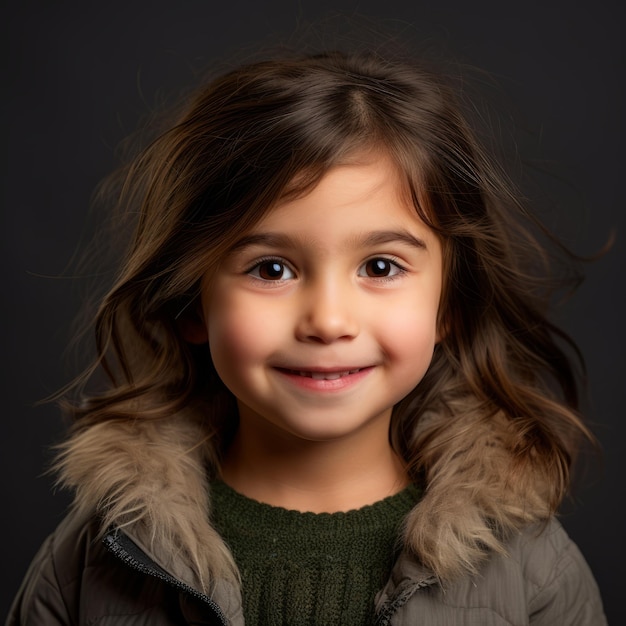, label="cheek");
[205,290,282,372]
[380,300,440,369]
[394,318,438,358]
